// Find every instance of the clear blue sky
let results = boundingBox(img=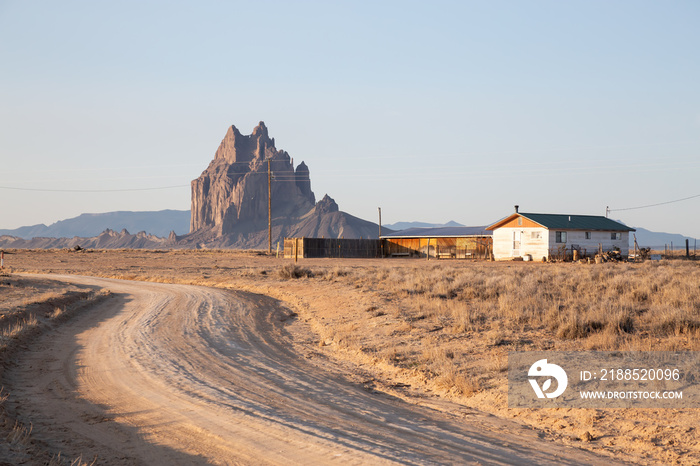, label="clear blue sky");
[2,1,699,238]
